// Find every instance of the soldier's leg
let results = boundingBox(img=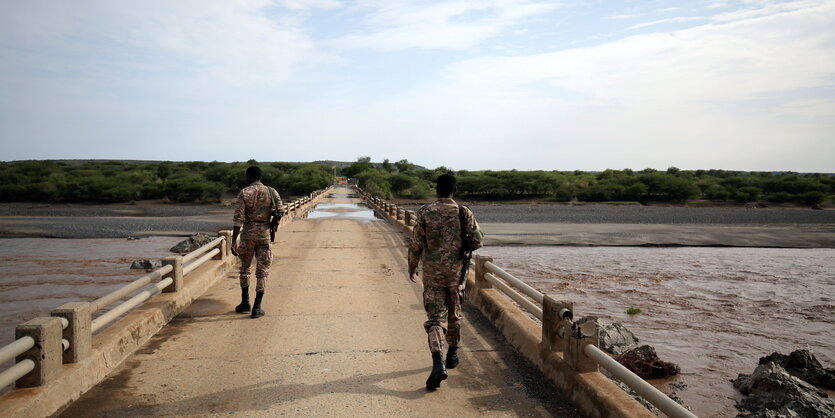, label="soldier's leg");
[446,287,463,348]
[423,287,449,353]
[235,240,257,313]
[253,244,273,293]
[250,243,272,318]
[238,240,257,289]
